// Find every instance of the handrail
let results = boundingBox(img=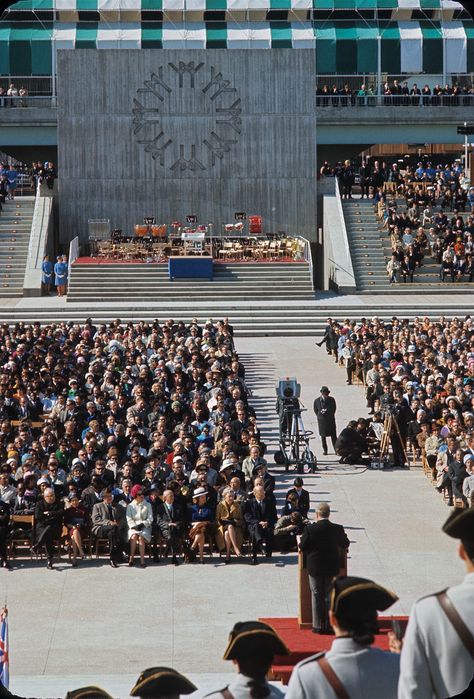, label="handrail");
[0,96,56,108]
[295,235,314,291]
[334,177,351,264]
[316,93,474,108]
